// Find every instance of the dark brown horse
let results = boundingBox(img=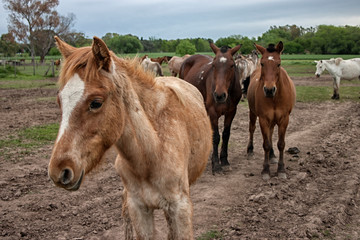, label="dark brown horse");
[247,41,296,180]
[180,43,242,173]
